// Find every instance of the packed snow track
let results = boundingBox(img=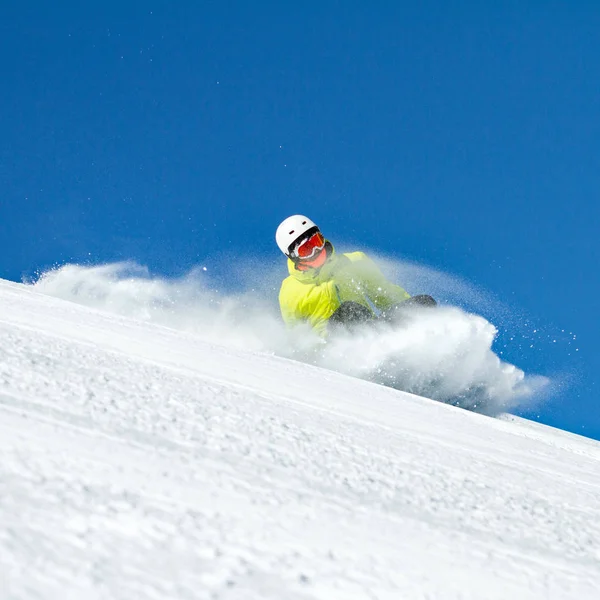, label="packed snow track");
[0,279,598,599]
